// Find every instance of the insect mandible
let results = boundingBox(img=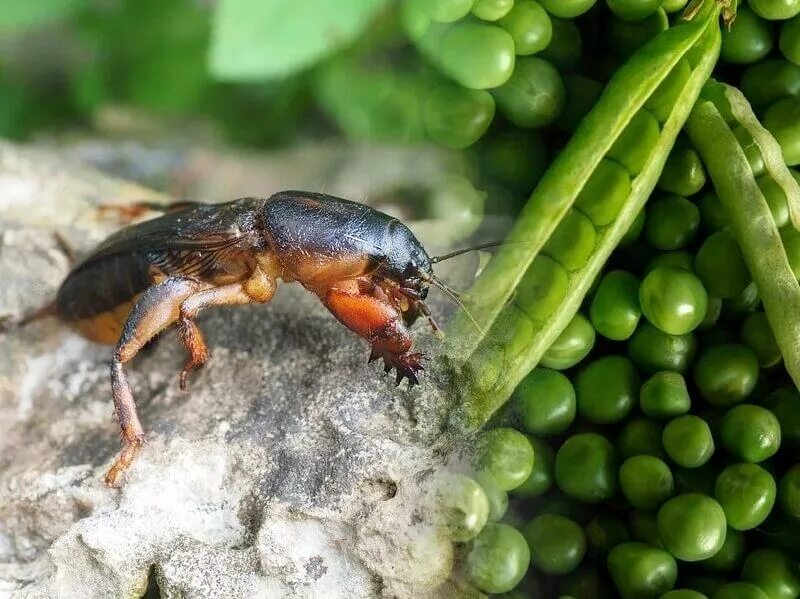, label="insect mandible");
[46,191,486,486]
